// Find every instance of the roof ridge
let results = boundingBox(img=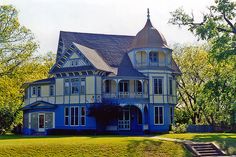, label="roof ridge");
[60,31,134,38]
